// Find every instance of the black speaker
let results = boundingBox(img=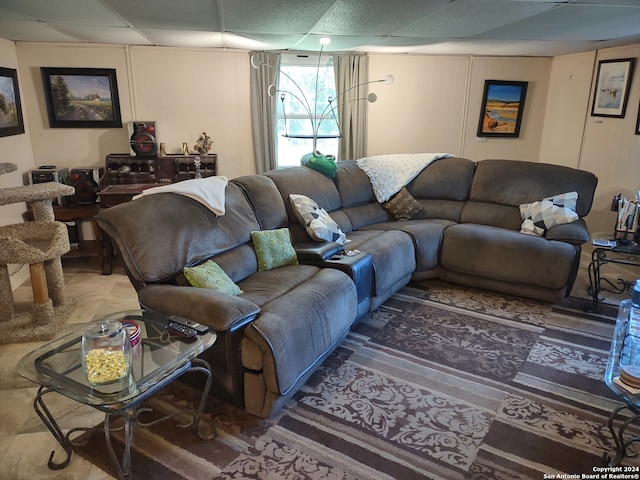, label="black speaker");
[129,121,157,156]
[29,166,71,205]
[70,168,99,204]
